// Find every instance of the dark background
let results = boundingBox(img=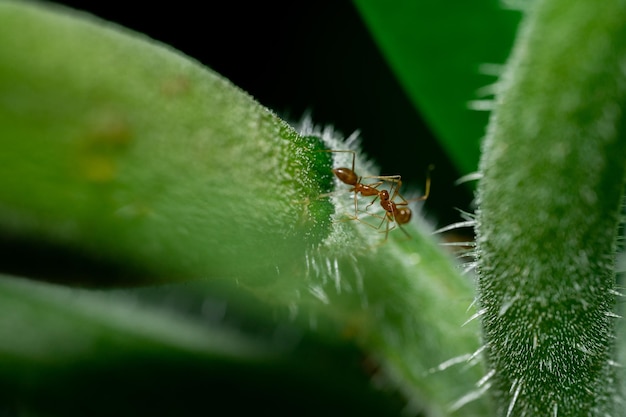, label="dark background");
[52,1,478,232]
